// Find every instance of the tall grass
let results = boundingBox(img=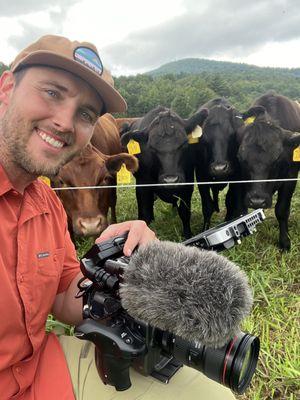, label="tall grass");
[114,183,300,400]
